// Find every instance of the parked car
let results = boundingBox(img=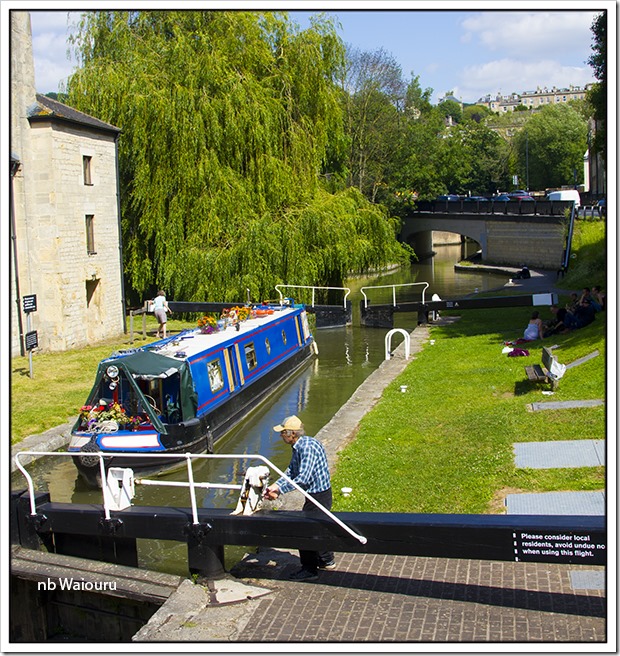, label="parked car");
[546,189,581,208]
[435,194,461,201]
[492,194,512,201]
[509,189,530,197]
[508,192,535,201]
[464,196,488,201]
